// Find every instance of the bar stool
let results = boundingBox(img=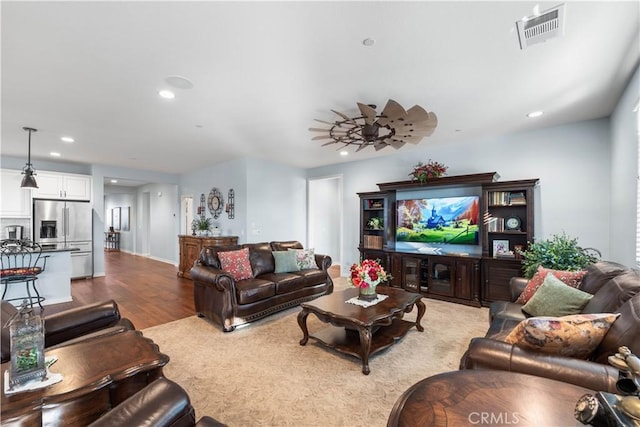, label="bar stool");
[0,239,48,311]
